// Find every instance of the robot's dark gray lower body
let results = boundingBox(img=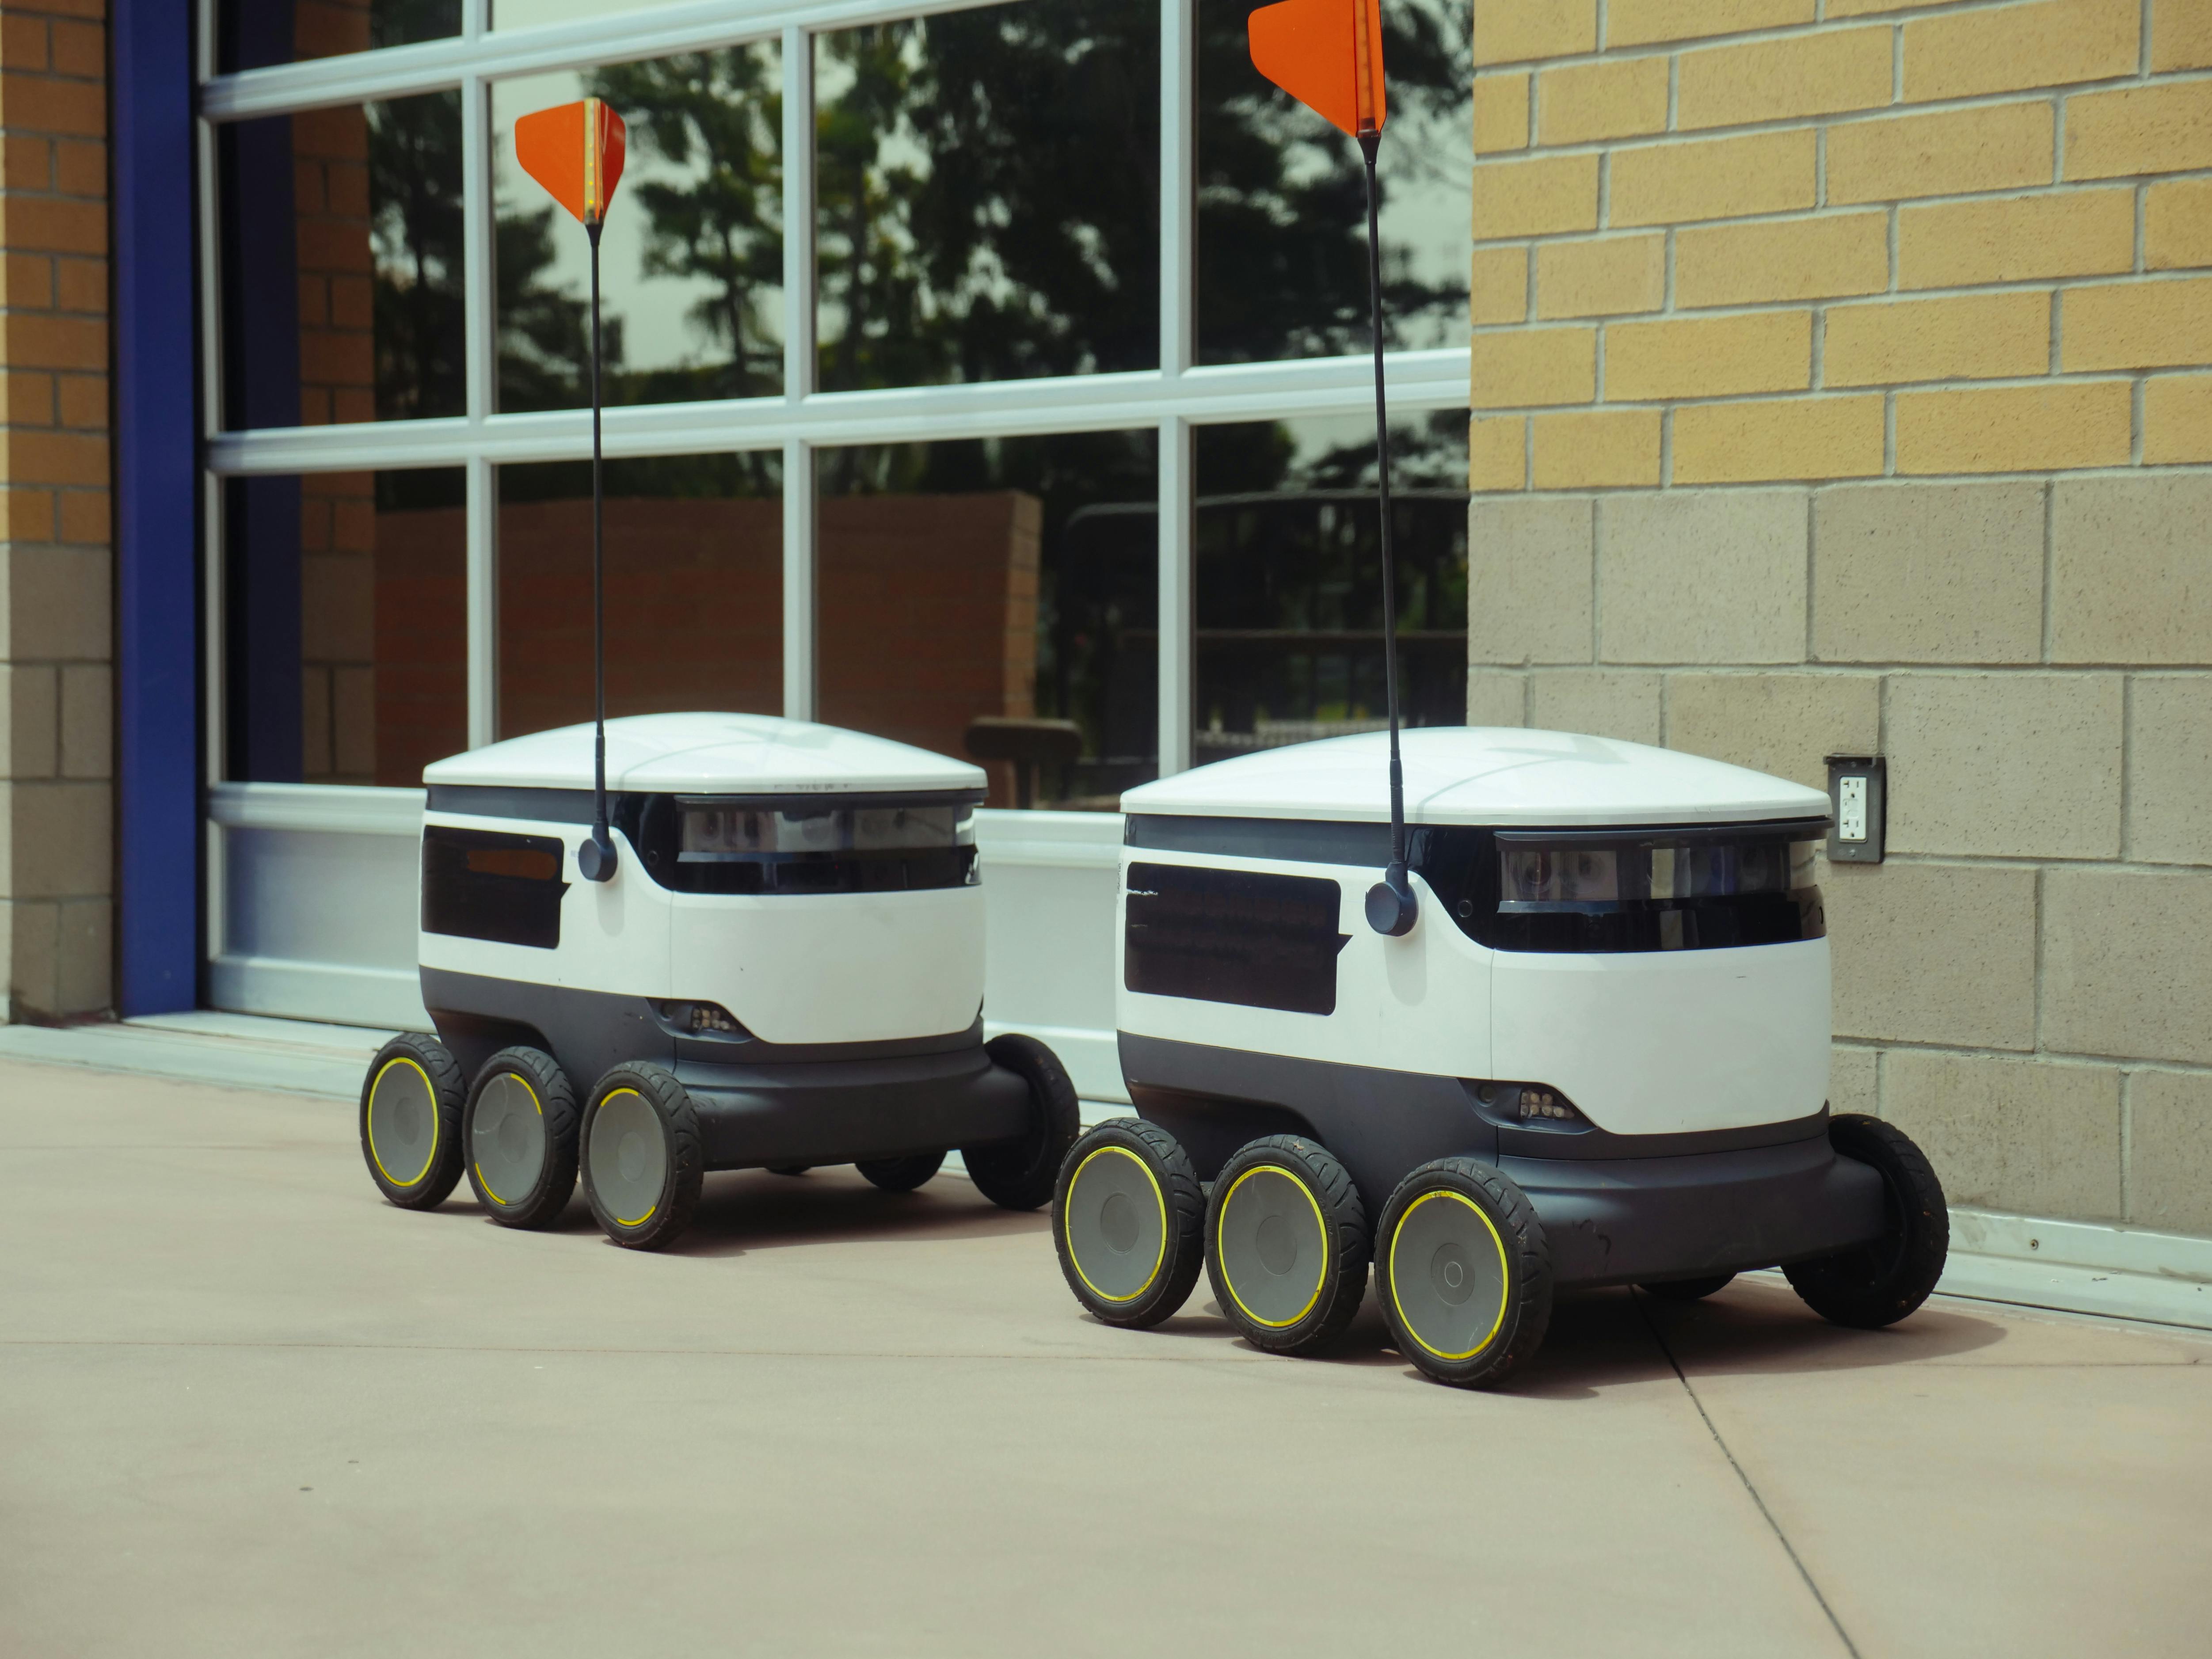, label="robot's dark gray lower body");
[1120,1033,1885,1289]
[423,967,1032,1171]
